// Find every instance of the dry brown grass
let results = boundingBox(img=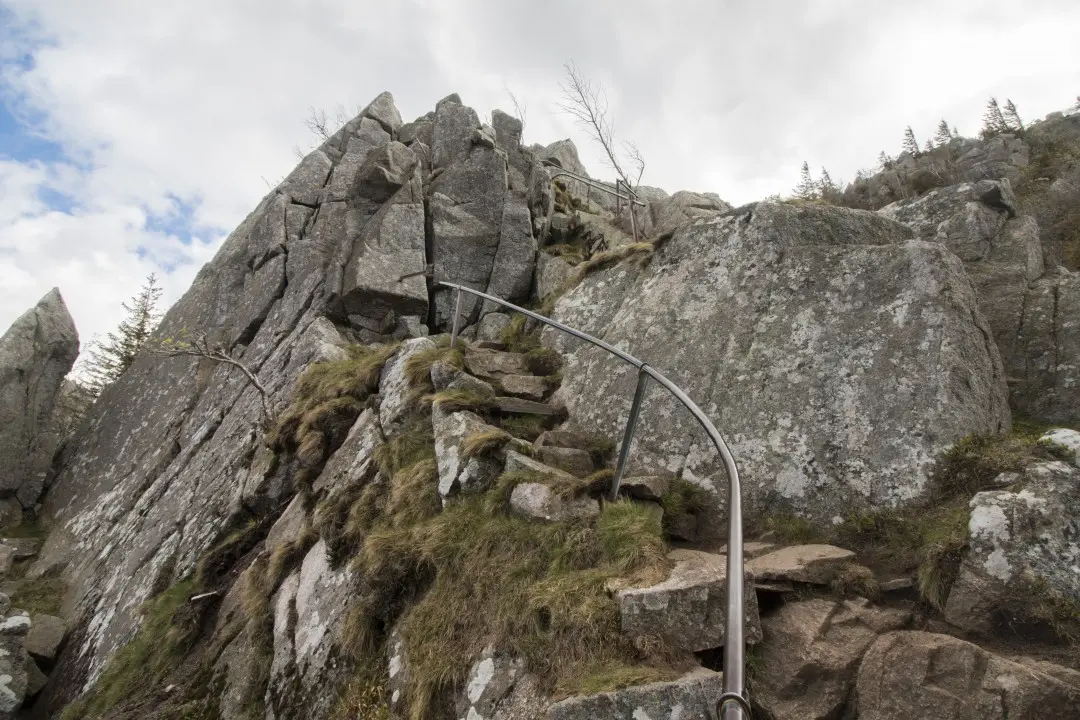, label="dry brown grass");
[460,428,512,460]
[422,388,495,414]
